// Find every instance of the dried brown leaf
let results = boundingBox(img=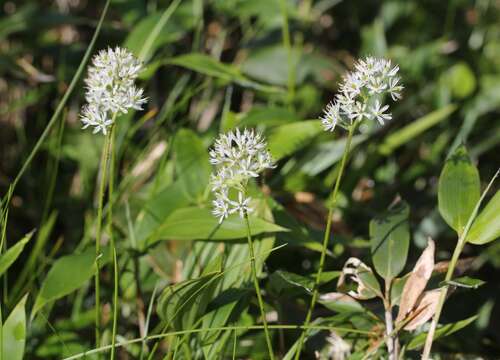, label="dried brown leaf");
[395,238,435,324]
[403,289,441,331]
